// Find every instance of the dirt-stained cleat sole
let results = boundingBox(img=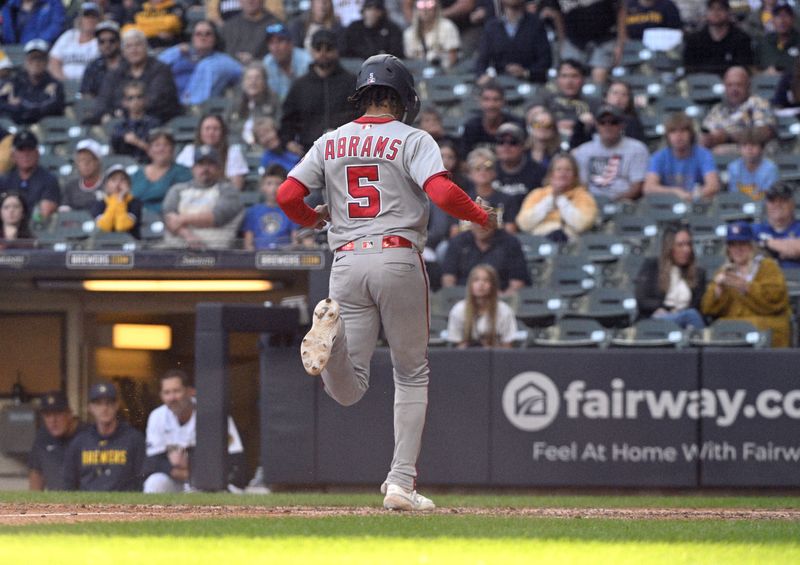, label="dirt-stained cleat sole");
[300,298,341,376]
